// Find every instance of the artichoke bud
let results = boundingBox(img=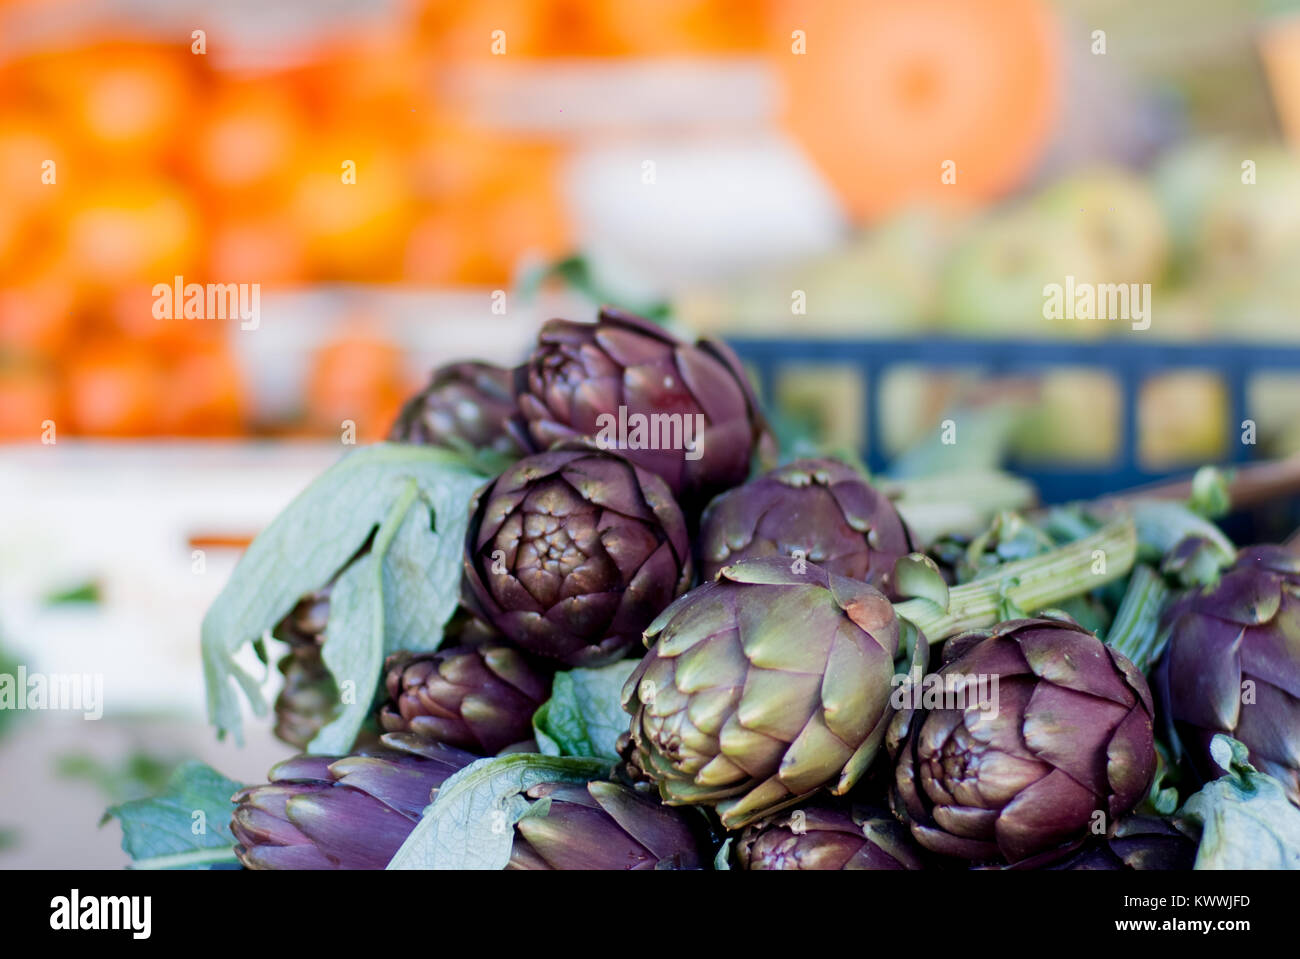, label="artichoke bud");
[513,307,775,515]
[1155,544,1300,805]
[736,803,926,870]
[622,558,902,829]
[697,458,917,596]
[231,734,478,870]
[463,446,693,667]
[379,645,552,756]
[388,361,527,460]
[889,616,1157,865]
[506,780,710,870]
